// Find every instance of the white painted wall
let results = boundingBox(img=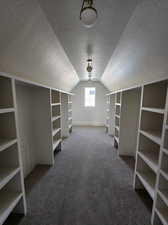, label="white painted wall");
[72,81,108,126]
